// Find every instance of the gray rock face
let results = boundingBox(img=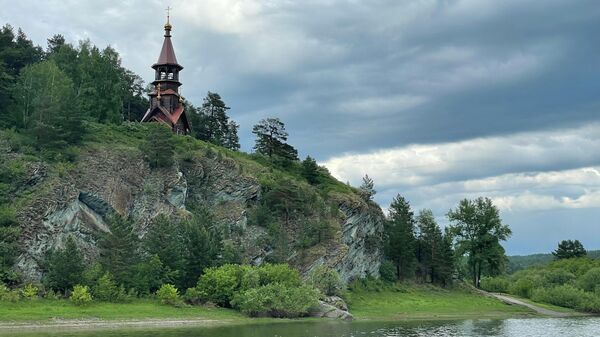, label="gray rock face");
[14,147,385,284]
[309,297,354,321]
